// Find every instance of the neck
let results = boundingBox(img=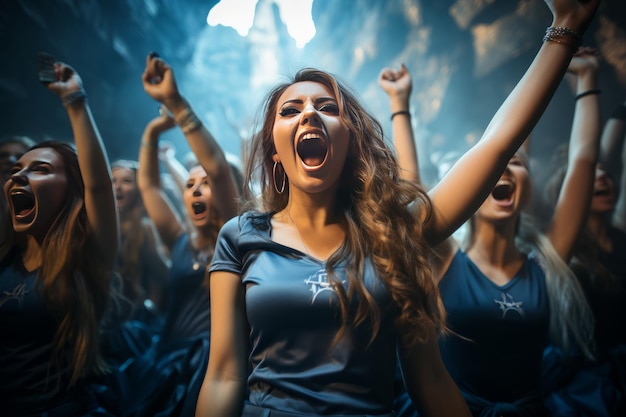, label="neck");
[286,187,340,227]
[22,235,43,272]
[191,229,215,250]
[467,217,521,267]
